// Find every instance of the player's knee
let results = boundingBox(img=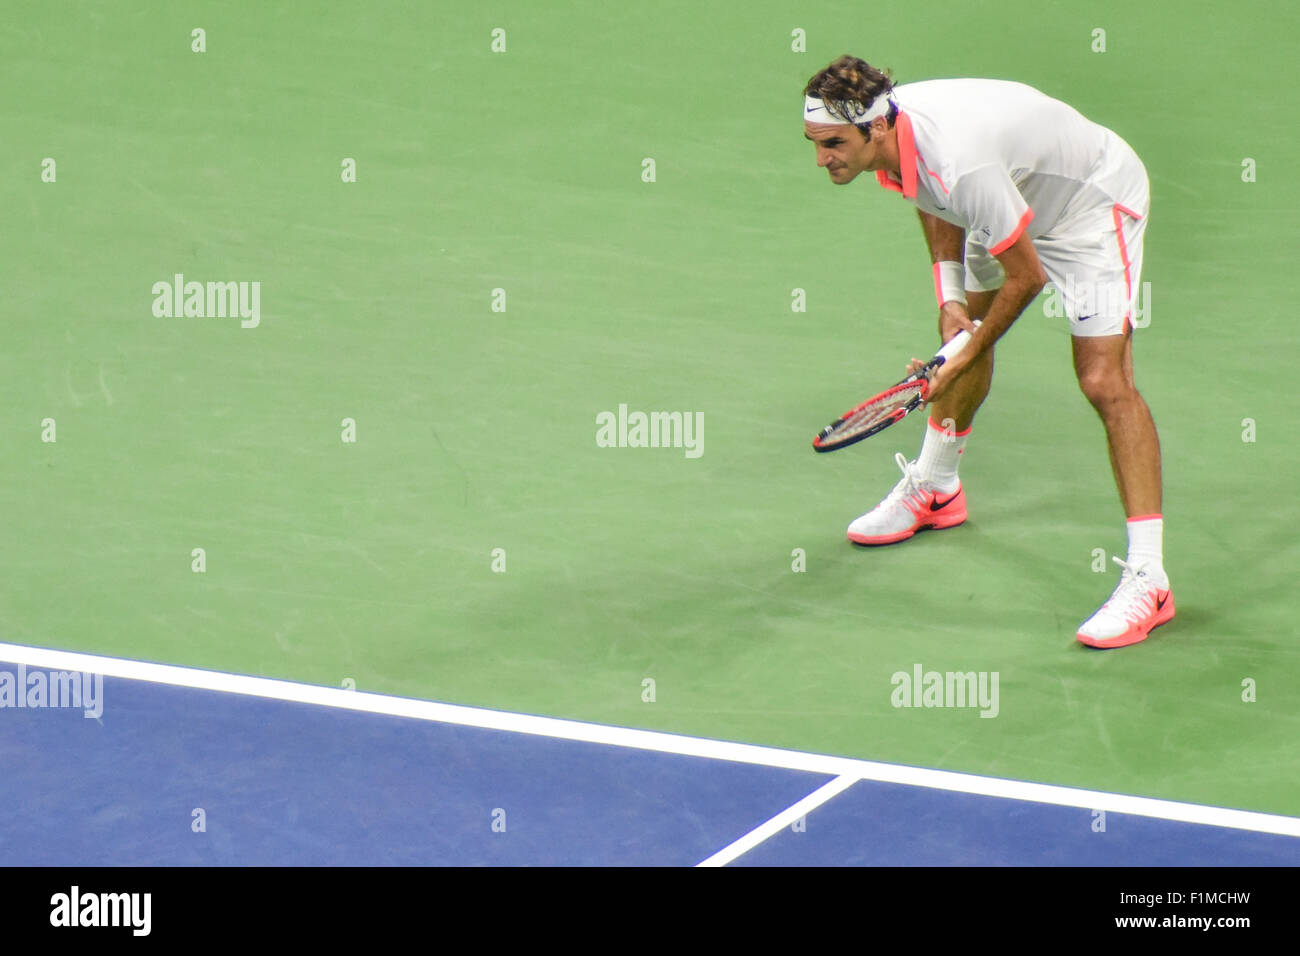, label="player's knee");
[1076,368,1130,410]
